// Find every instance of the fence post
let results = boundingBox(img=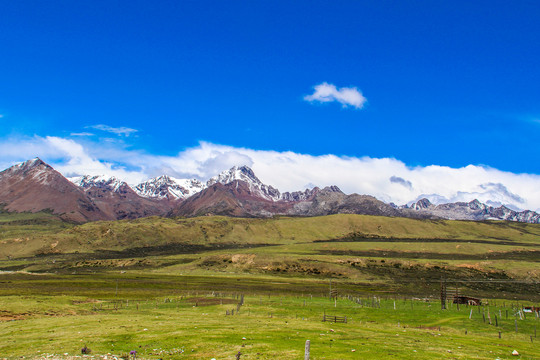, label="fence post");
[304,340,310,360]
